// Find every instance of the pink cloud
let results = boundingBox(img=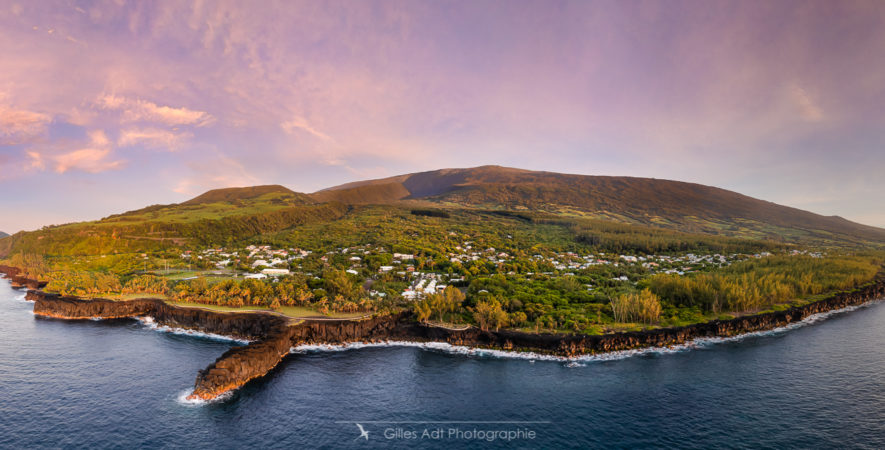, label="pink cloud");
[281,117,333,142]
[25,151,45,171]
[789,84,824,123]
[53,147,123,173]
[98,95,214,127]
[117,127,191,150]
[27,130,124,174]
[0,104,51,145]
